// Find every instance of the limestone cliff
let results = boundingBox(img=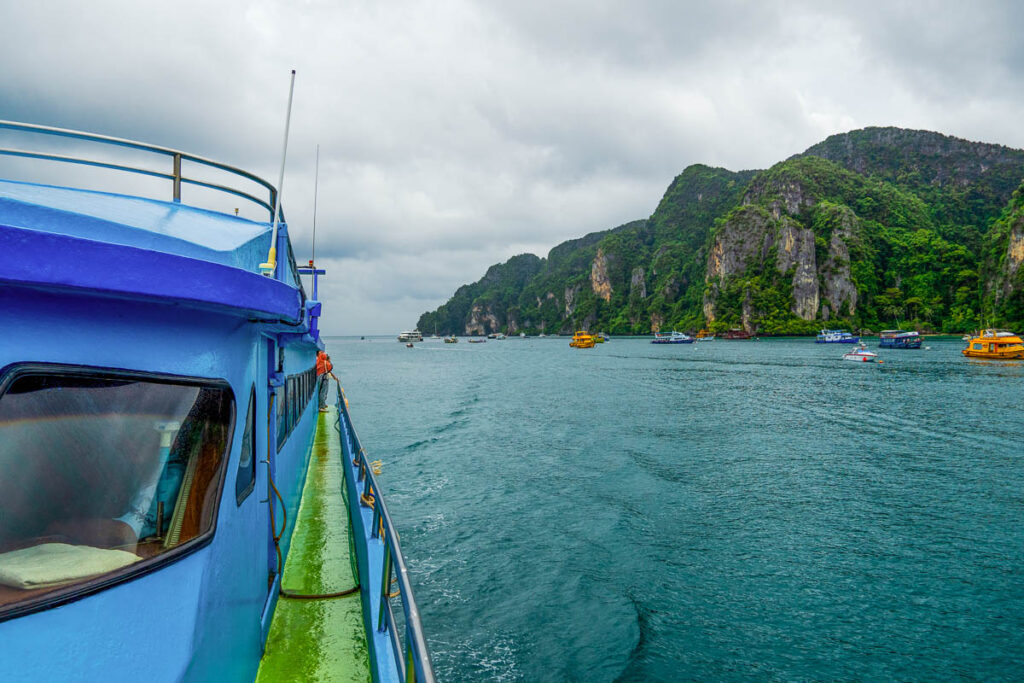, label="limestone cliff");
[419,128,1024,336]
[590,248,612,302]
[630,267,647,300]
[464,304,500,335]
[704,162,866,330]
